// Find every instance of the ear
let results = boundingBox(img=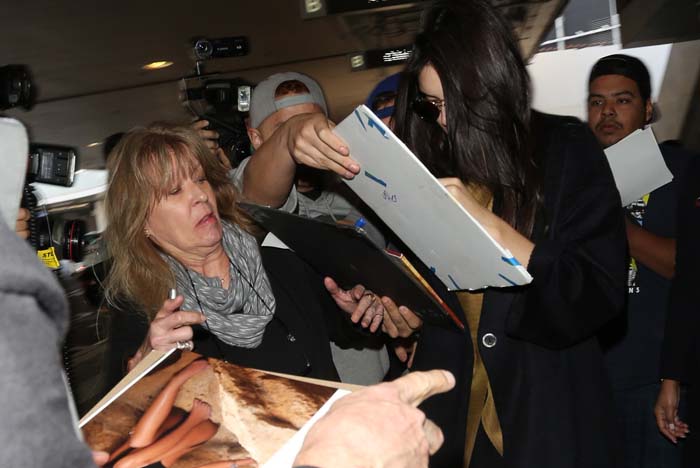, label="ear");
[644,99,653,124]
[247,127,264,150]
